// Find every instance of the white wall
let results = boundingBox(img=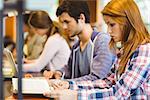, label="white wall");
[25,0,59,21]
